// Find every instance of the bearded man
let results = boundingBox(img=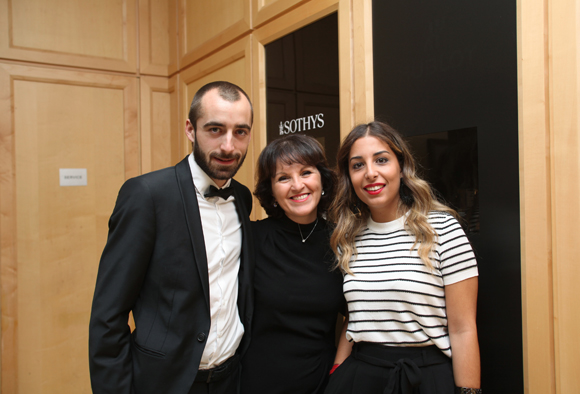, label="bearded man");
[89,81,255,394]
